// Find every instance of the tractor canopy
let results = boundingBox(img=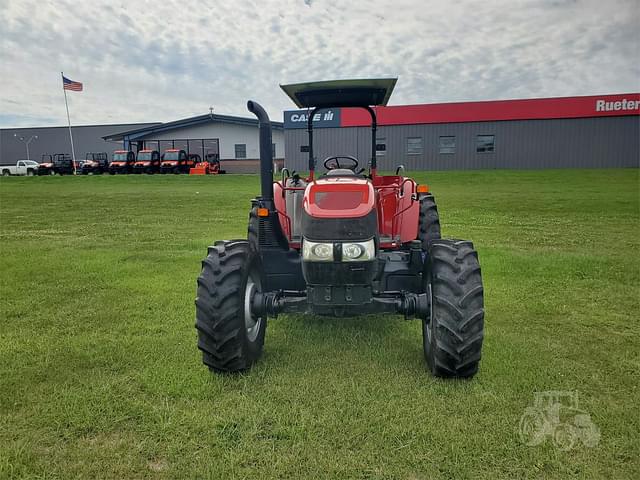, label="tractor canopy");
[280,78,398,178]
[280,78,397,108]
